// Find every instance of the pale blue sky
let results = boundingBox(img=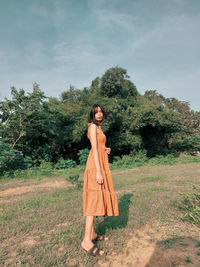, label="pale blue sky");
[0,0,200,111]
